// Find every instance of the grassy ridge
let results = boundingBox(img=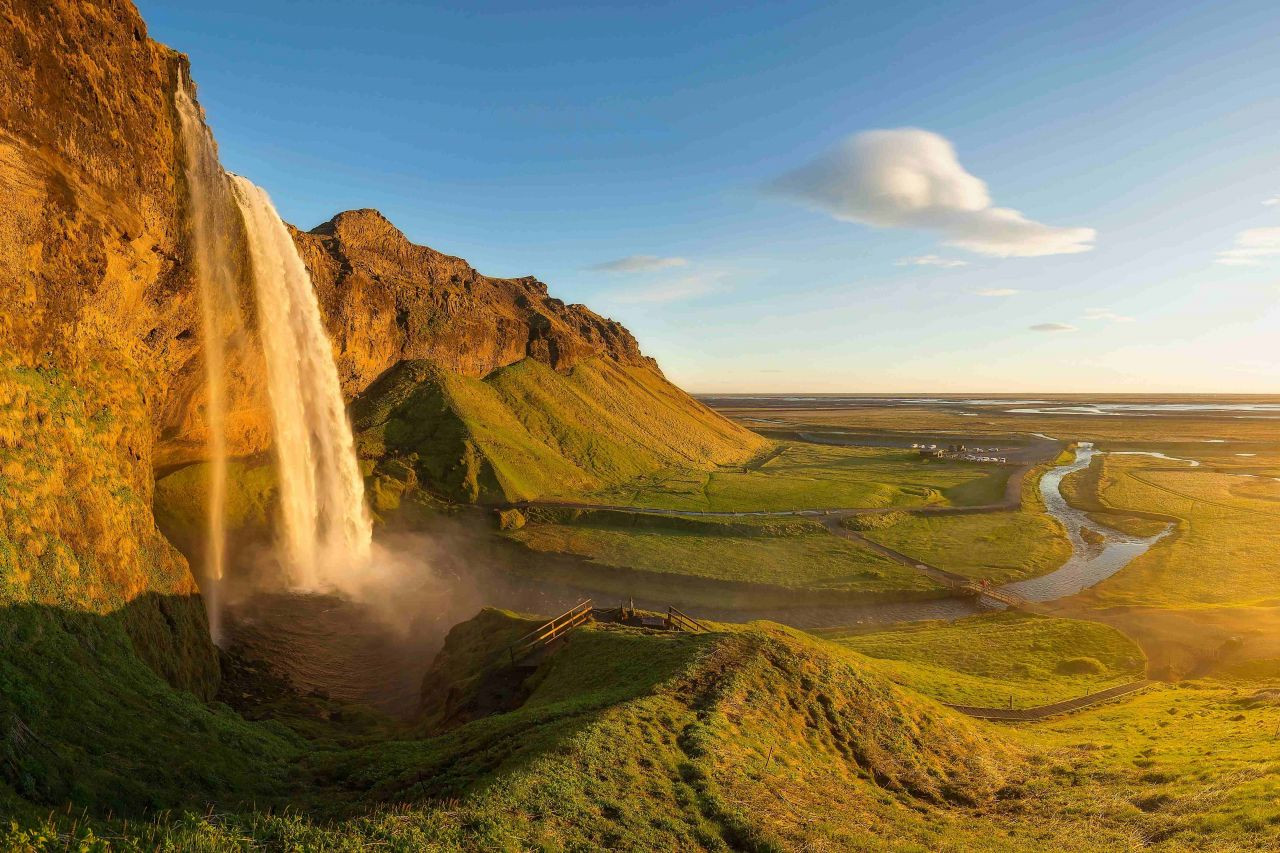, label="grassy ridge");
[351,357,766,505]
[823,612,1146,707]
[4,617,1020,850]
[0,599,297,817]
[6,609,1280,850]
